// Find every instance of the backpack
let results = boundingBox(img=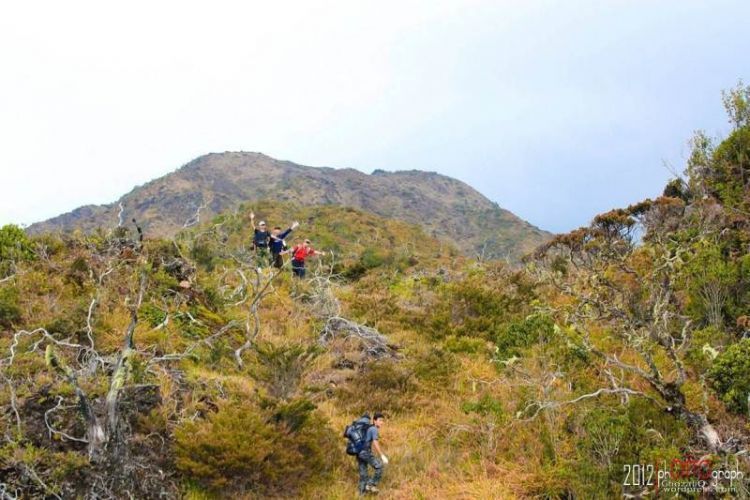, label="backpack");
[343,419,371,456]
